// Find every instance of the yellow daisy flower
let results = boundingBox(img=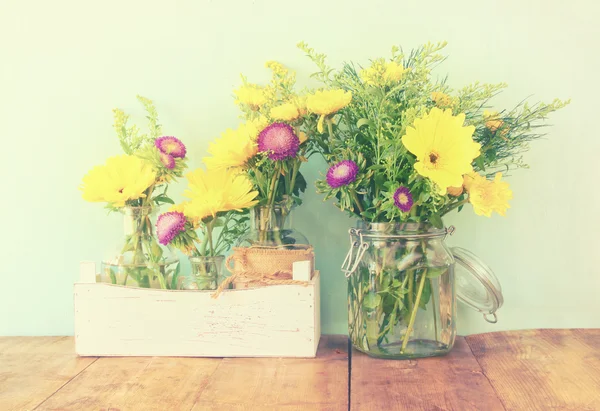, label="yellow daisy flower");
[402,108,480,194]
[203,120,265,170]
[270,101,301,122]
[234,84,268,109]
[465,172,512,217]
[183,168,258,220]
[483,110,503,132]
[431,92,453,107]
[294,95,308,116]
[306,89,352,133]
[382,62,406,83]
[80,155,156,207]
